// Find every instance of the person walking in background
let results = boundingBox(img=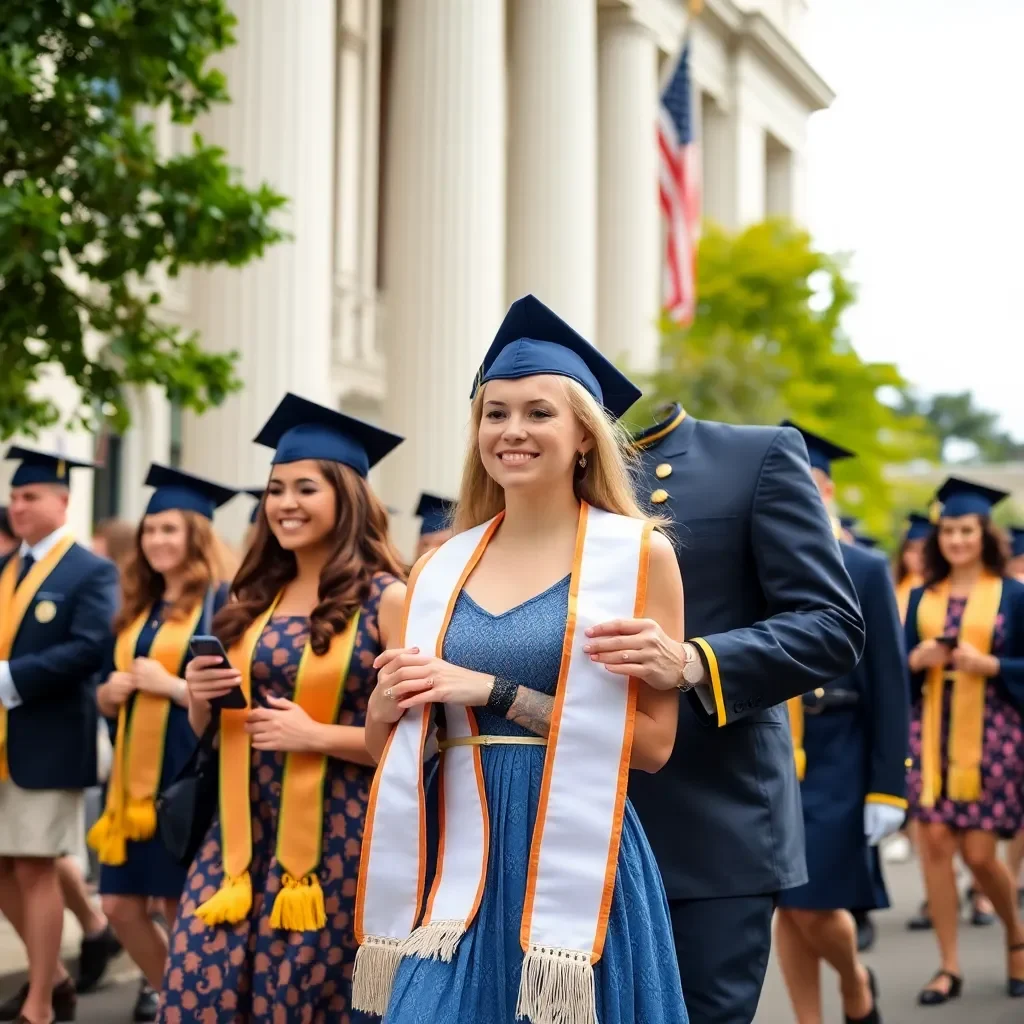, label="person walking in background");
[905,478,1024,1005]
[412,492,454,559]
[0,509,16,559]
[0,448,119,1024]
[89,467,236,1022]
